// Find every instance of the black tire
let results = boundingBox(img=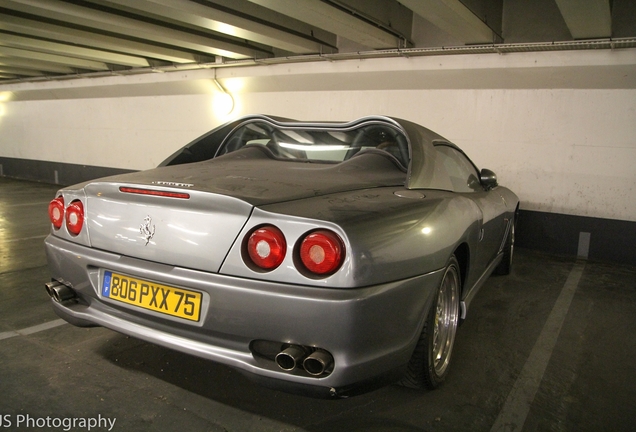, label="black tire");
[495,215,515,276]
[400,255,461,390]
